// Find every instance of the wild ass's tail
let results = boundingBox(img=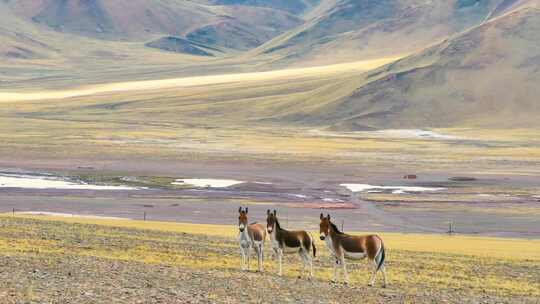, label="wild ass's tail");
[376,242,385,271]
